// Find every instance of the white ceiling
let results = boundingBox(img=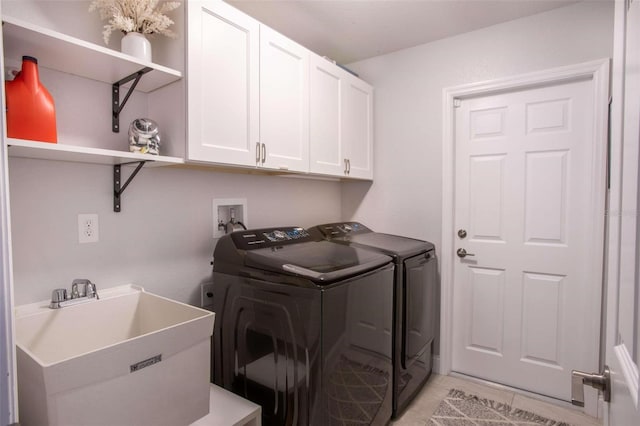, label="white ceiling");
[225,0,578,65]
